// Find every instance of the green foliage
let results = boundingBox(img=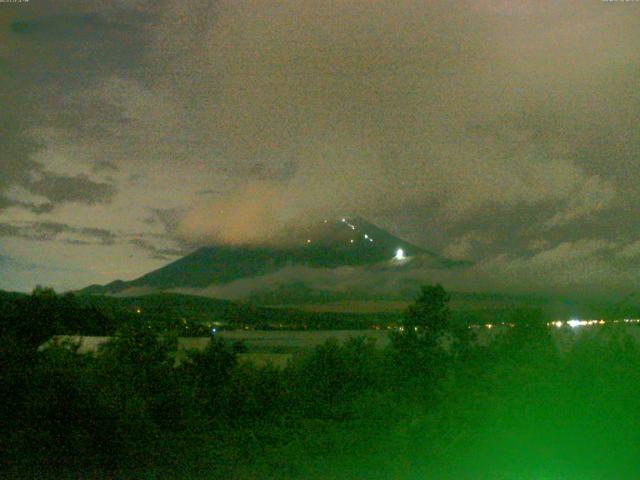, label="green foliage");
[404,283,451,335]
[289,336,386,419]
[0,287,115,355]
[225,363,288,422]
[178,337,242,423]
[501,307,553,356]
[389,284,453,383]
[6,287,640,478]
